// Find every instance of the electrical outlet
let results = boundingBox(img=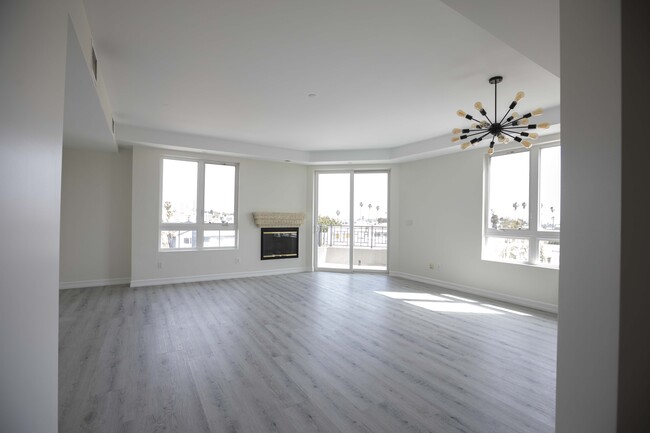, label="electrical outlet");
[429,263,435,270]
